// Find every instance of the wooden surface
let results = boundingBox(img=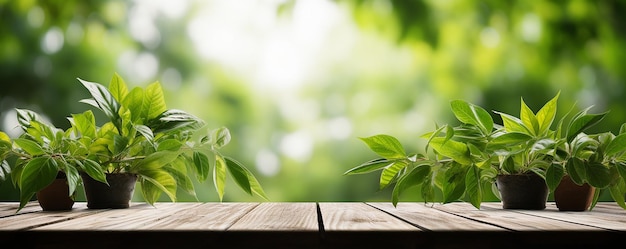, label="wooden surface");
[1,201,625,249]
